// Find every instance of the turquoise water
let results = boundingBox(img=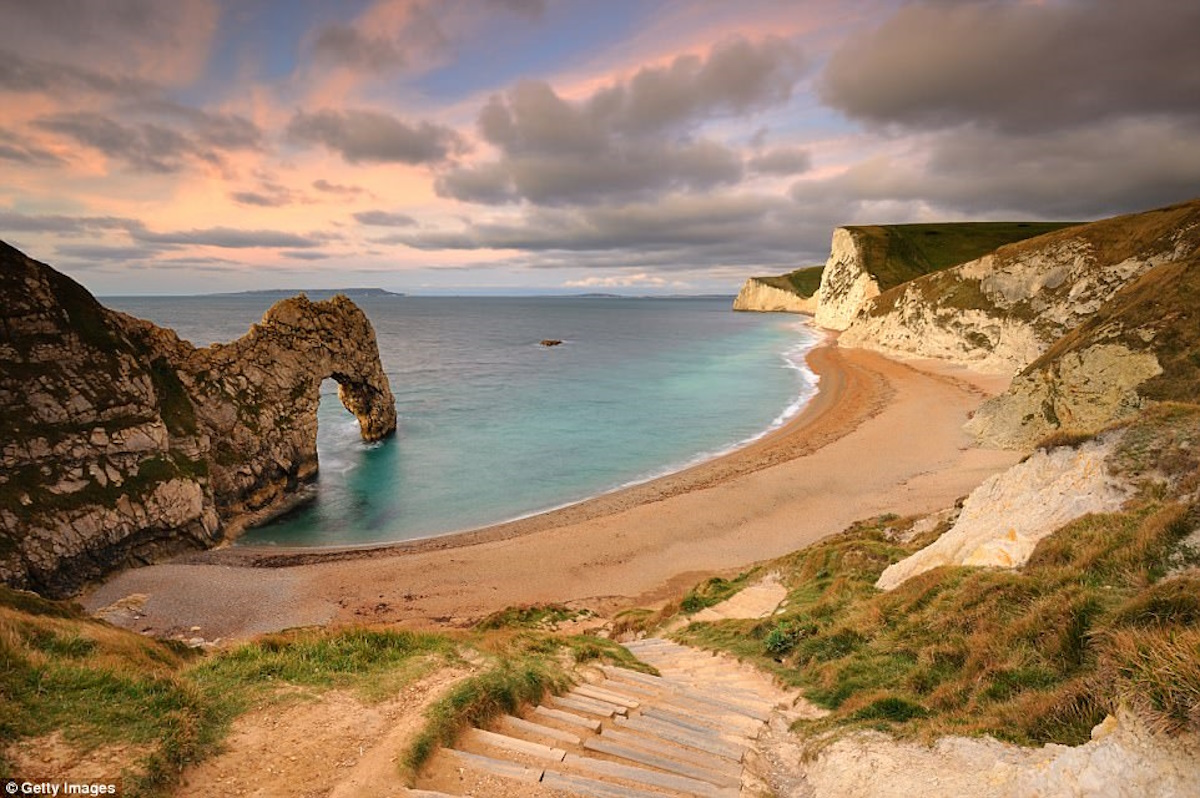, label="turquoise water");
[105,296,817,546]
